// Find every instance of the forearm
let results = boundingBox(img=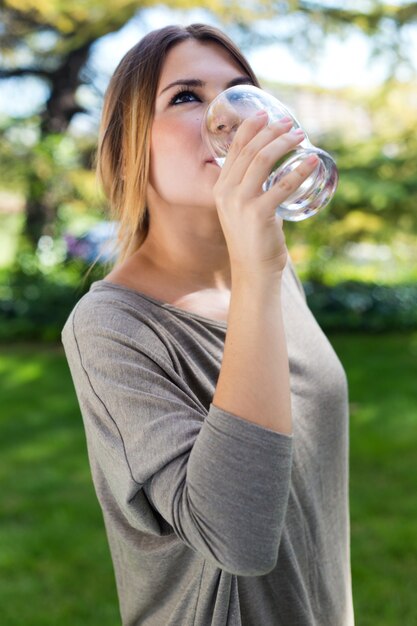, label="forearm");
[211,110,316,436]
[213,272,292,435]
